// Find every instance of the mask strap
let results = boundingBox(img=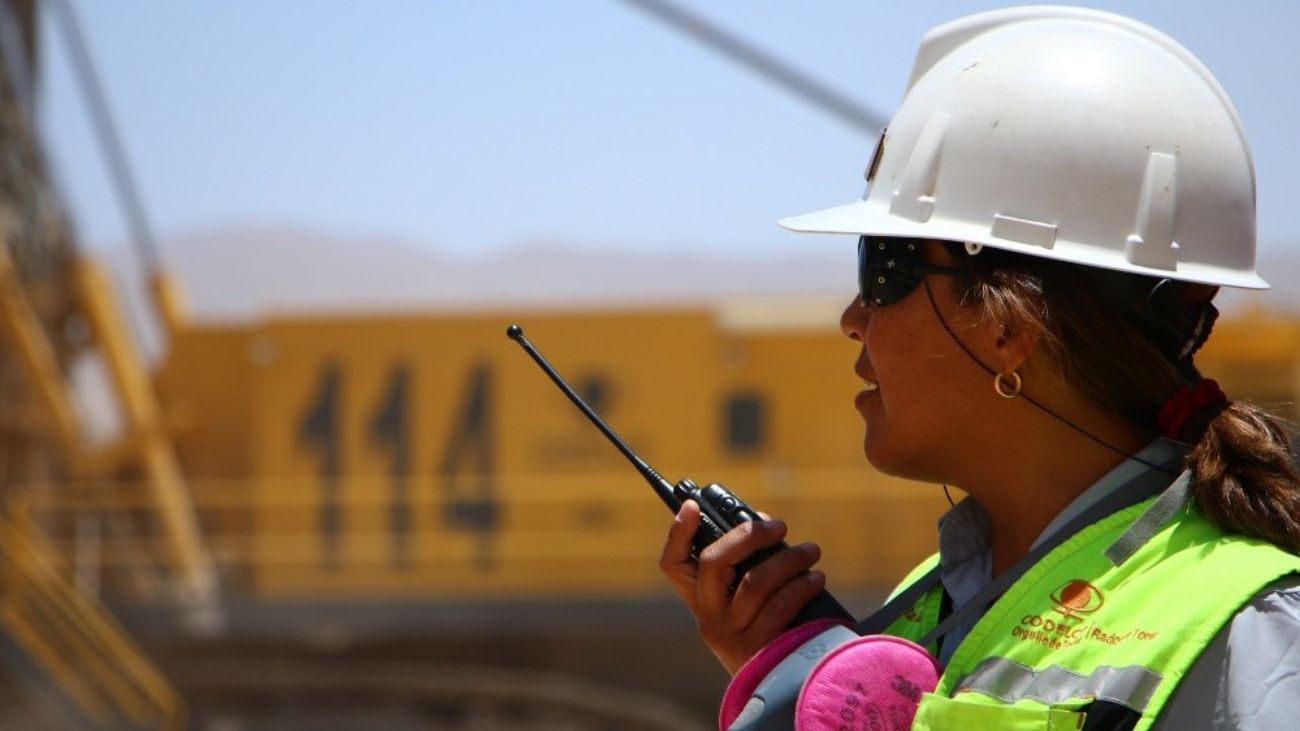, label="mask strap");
[919,278,1178,478]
